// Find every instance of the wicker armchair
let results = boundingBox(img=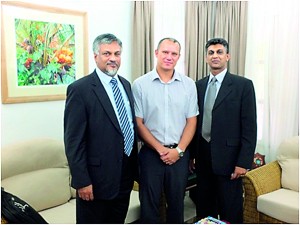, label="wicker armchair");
[243,136,299,224]
[243,161,286,223]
